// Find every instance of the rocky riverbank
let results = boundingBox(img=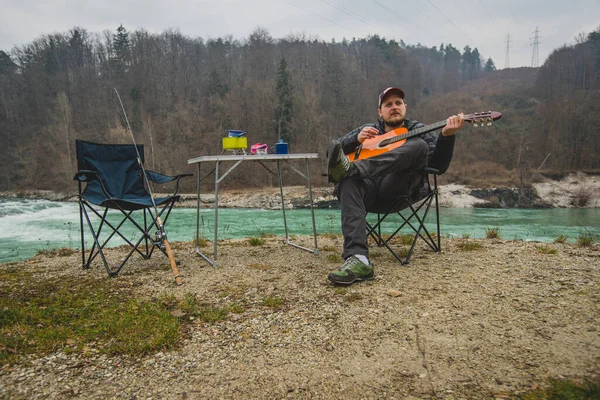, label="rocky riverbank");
[2,172,599,209]
[179,171,600,209]
[1,236,599,399]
